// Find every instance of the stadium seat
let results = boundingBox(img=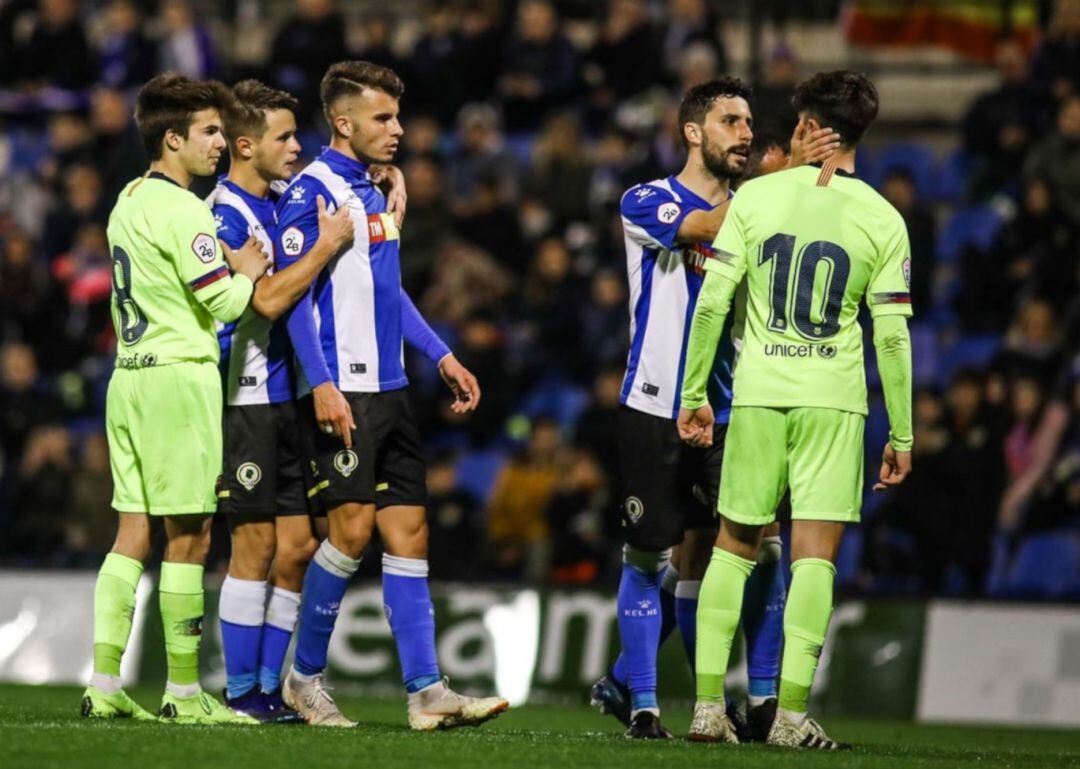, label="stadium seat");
[998,531,1080,599]
[869,142,938,199]
[937,206,1002,263]
[938,333,1001,385]
[932,149,972,203]
[454,449,509,505]
[518,377,589,431]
